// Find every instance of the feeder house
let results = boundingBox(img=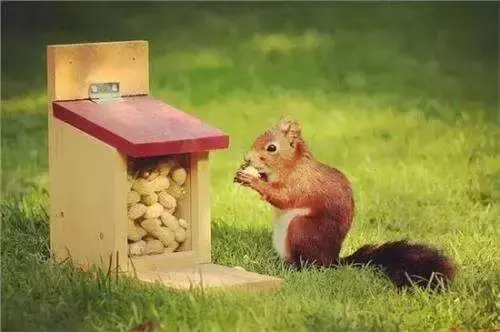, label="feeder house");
[47,40,282,291]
